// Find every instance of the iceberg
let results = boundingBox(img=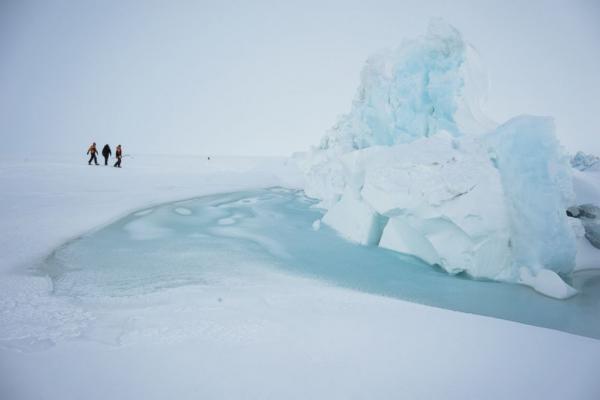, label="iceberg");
[299,20,580,298]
